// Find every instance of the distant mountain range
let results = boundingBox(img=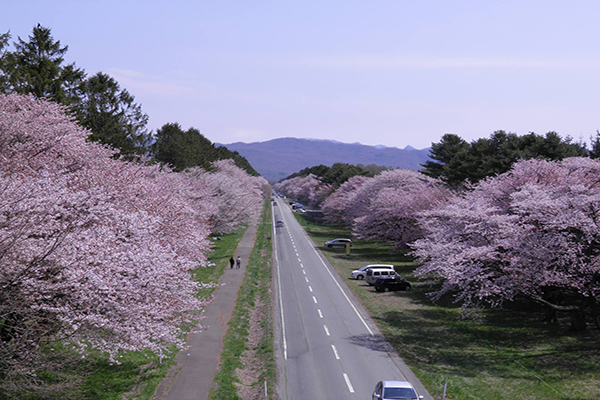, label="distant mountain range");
[221,138,431,182]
